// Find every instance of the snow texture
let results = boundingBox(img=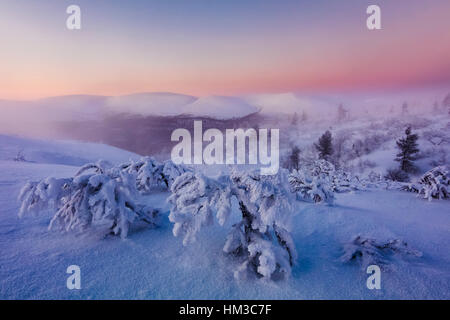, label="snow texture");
[341,235,422,270]
[18,158,187,238]
[169,169,296,280]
